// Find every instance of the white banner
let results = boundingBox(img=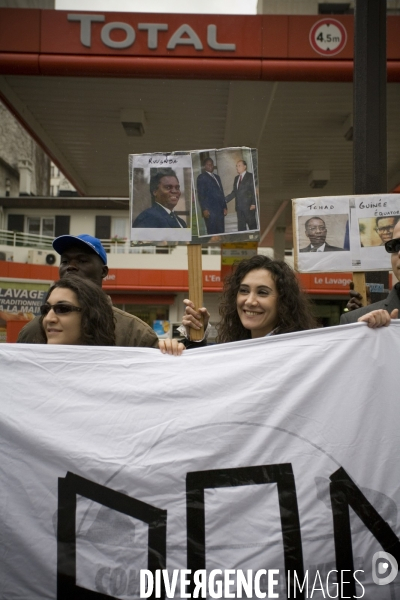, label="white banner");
[1,324,400,599]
